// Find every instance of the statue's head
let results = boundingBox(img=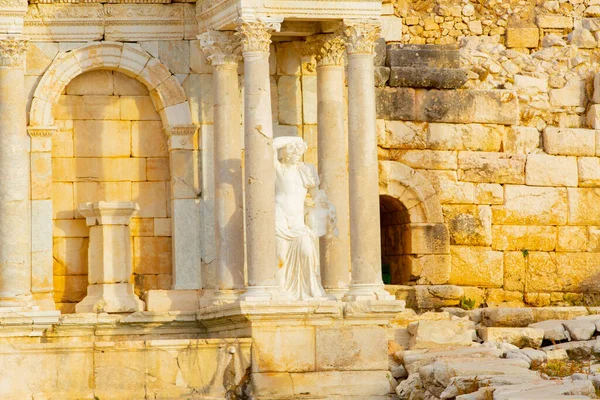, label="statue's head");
[277,137,307,165]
